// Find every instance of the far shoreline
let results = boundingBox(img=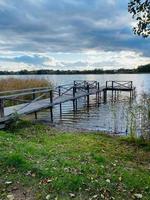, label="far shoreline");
[0,72,150,76]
